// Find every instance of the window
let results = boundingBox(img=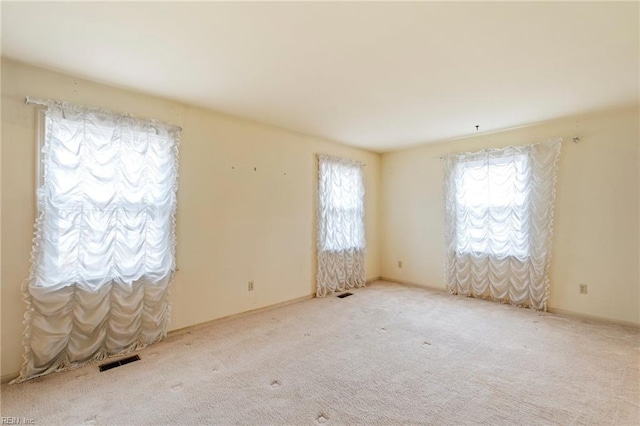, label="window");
[453,154,530,258]
[318,156,365,252]
[316,154,366,296]
[36,104,179,288]
[443,140,562,309]
[18,101,179,381]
